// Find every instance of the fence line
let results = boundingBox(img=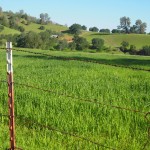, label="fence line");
[1,79,150,149]
[0,80,147,115]
[0,110,150,150]
[15,82,149,114]
[1,47,150,72]
[1,46,150,149]
[0,113,117,150]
